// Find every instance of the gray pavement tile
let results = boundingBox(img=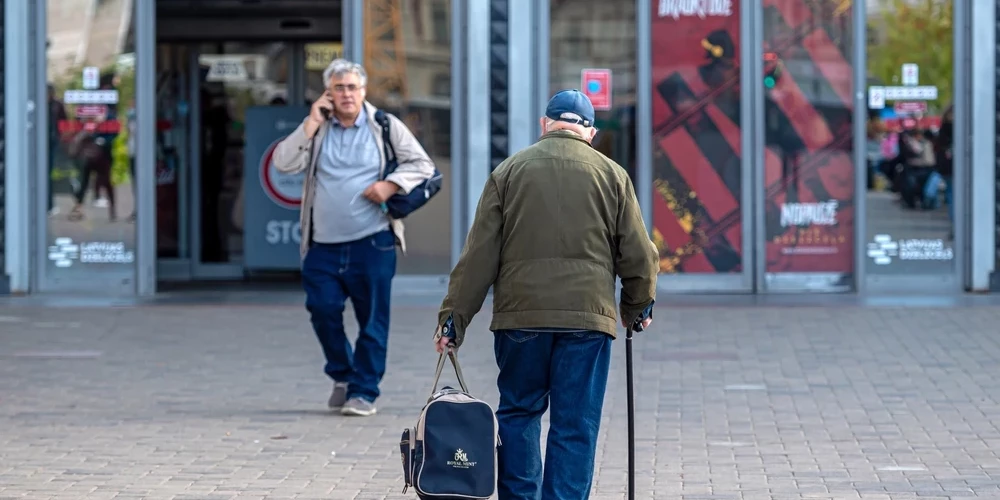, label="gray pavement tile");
[2,303,1000,499]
